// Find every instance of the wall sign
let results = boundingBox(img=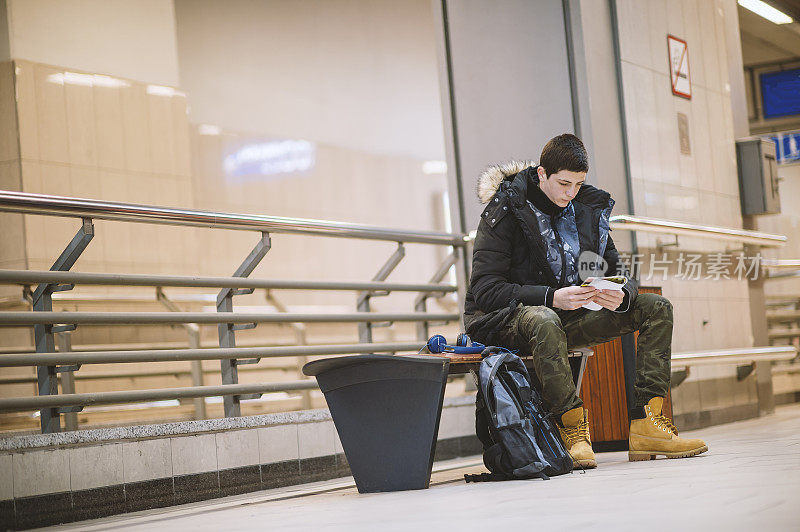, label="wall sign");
[766,130,800,164]
[668,35,691,99]
[677,112,691,155]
